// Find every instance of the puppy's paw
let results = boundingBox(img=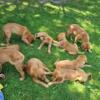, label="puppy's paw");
[38,47,41,50]
[48,51,51,54]
[19,77,24,81]
[30,44,33,46]
[48,82,52,86]
[45,85,49,88]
